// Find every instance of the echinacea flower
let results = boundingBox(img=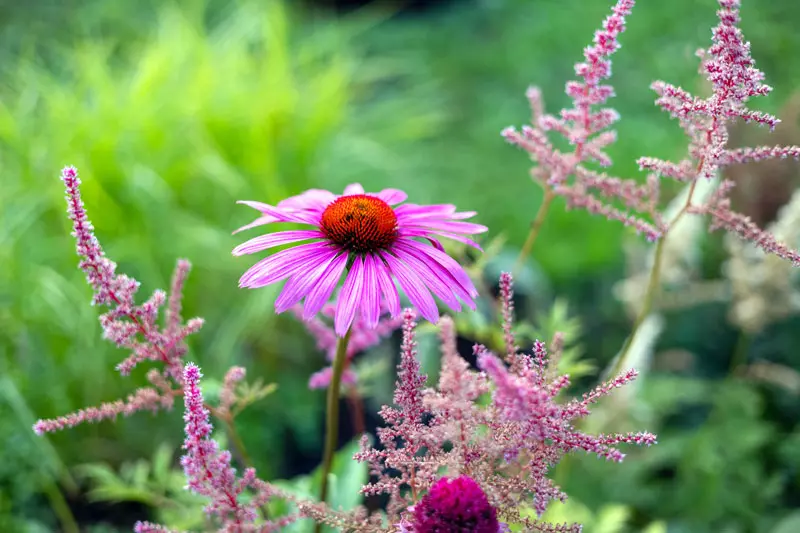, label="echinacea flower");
[233,184,486,335]
[411,476,502,533]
